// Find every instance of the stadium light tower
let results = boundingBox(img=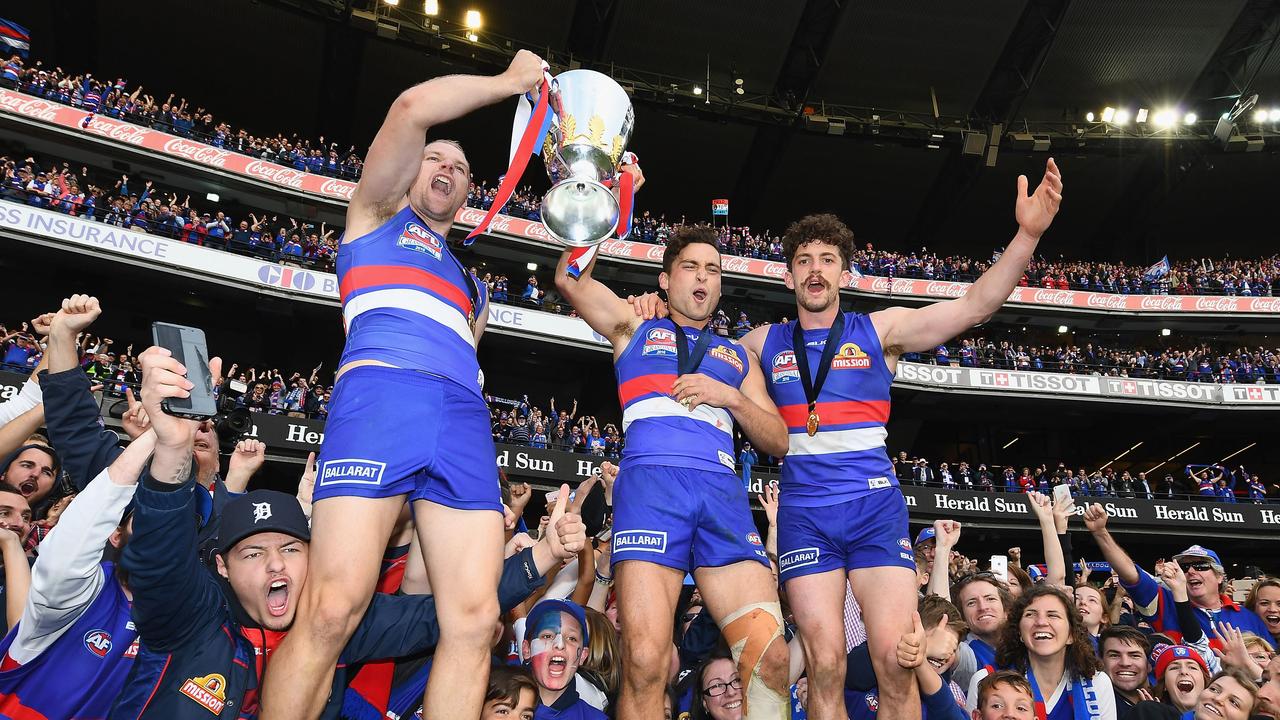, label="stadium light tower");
[424,0,439,14]
[464,9,482,29]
